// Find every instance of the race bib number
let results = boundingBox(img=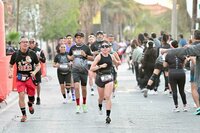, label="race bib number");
[100,74,113,82]
[59,64,69,69]
[17,73,29,81]
[73,50,82,56]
